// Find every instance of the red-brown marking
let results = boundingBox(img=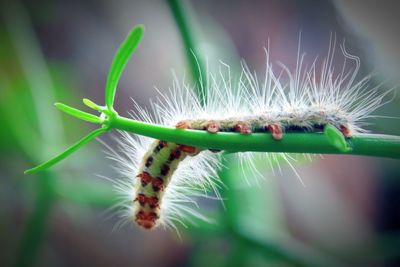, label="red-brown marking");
[135,210,158,229]
[137,172,153,186]
[159,141,168,147]
[147,196,159,209]
[340,125,352,138]
[178,145,197,154]
[206,121,220,133]
[152,177,164,192]
[135,193,147,206]
[267,123,283,140]
[176,120,191,129]
[134,194,159,208]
